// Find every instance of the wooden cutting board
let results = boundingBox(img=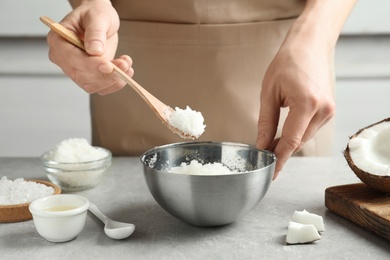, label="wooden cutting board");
[325,183,390,241]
